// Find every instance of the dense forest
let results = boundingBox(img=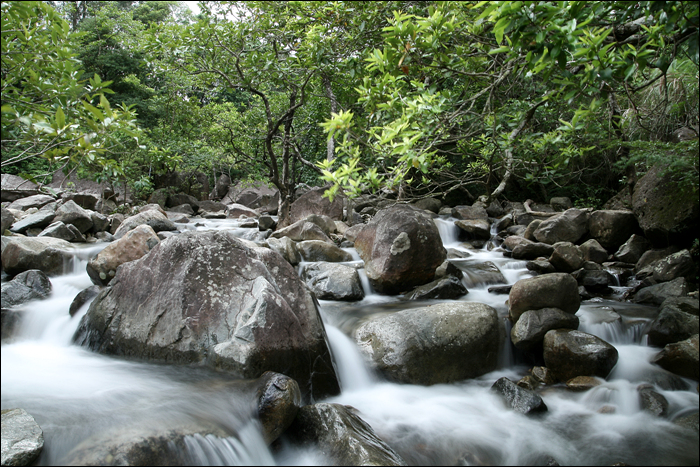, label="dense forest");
[2,1,698,219]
